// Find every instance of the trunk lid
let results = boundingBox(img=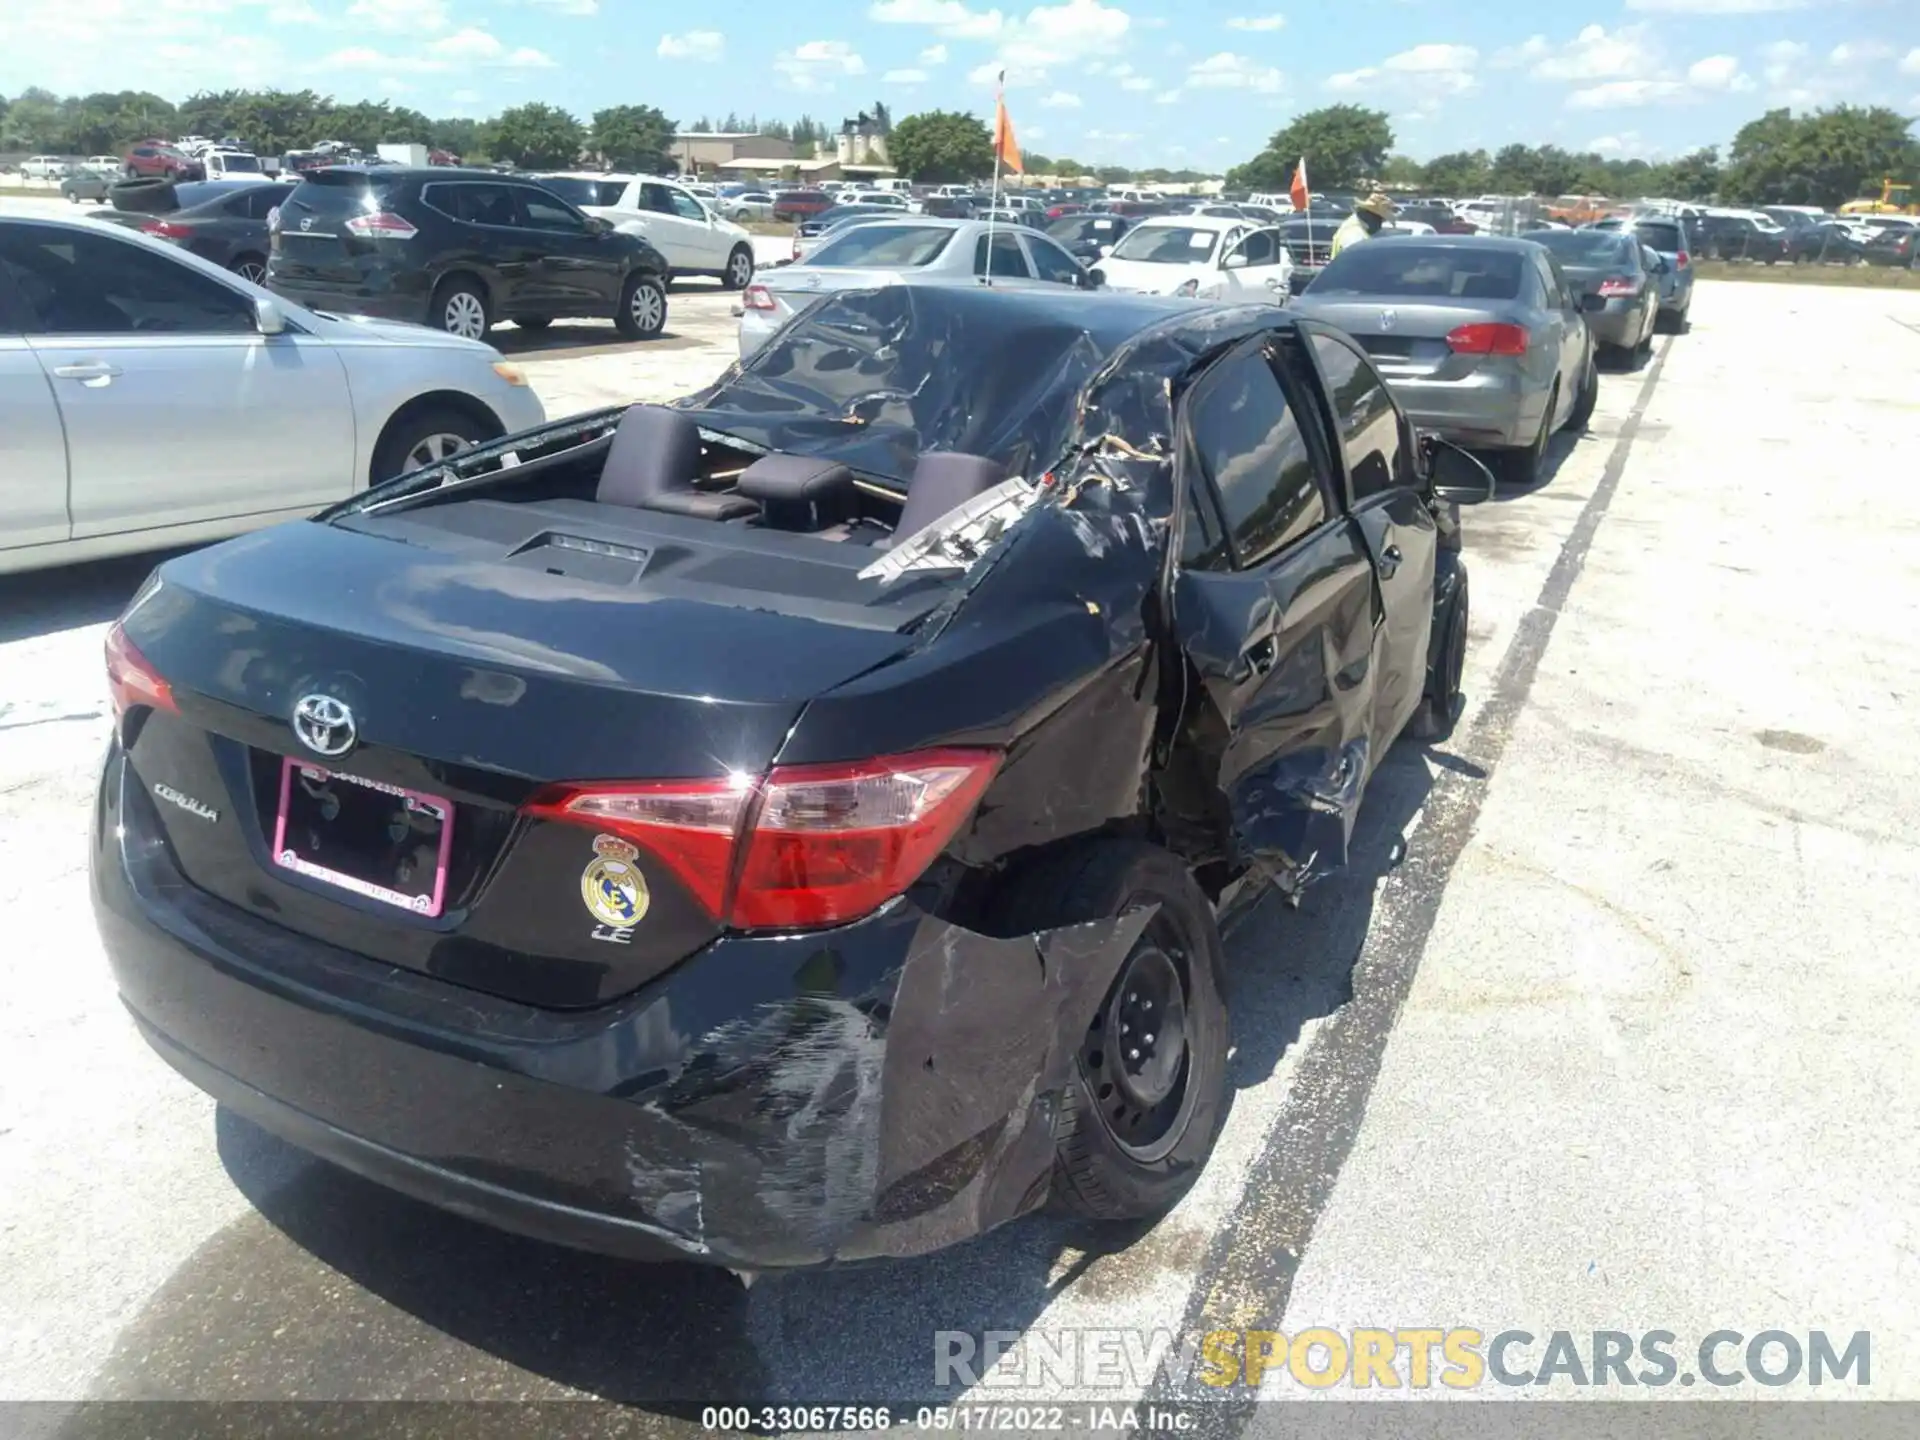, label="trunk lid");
[1293,298,1521,381]
[269,171,403,282]
[119,516,919,1006]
